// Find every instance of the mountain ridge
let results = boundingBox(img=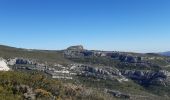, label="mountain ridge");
[0,44,170,100]
[159,51,170,56]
